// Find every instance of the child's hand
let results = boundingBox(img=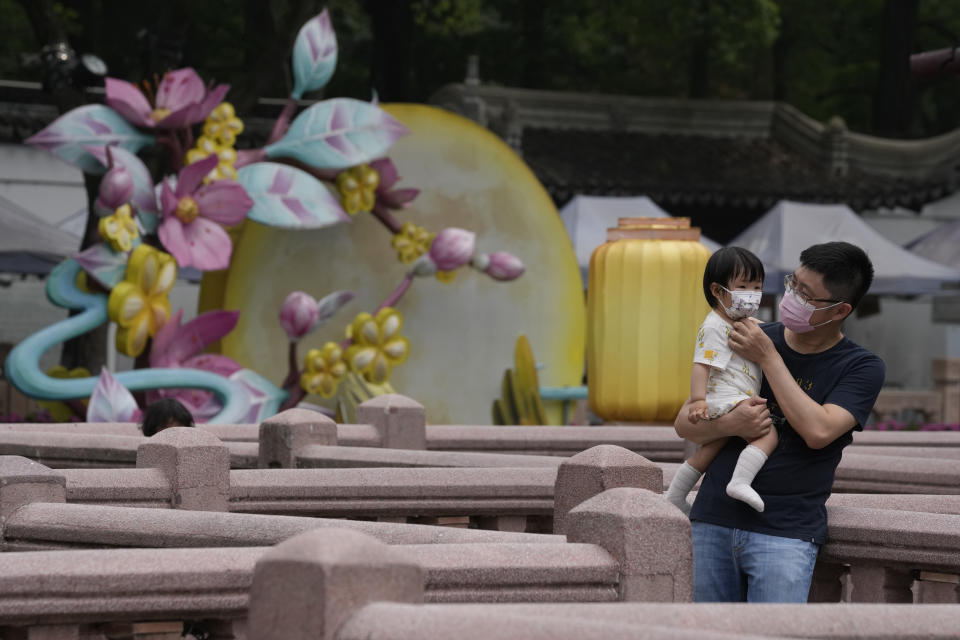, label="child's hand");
[688,400,710,424]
